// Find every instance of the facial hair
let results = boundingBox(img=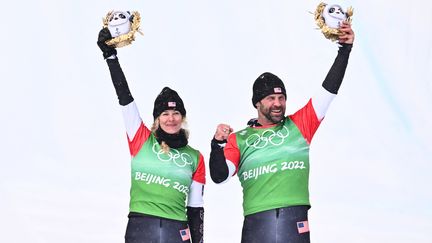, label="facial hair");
[259,103,285,124]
